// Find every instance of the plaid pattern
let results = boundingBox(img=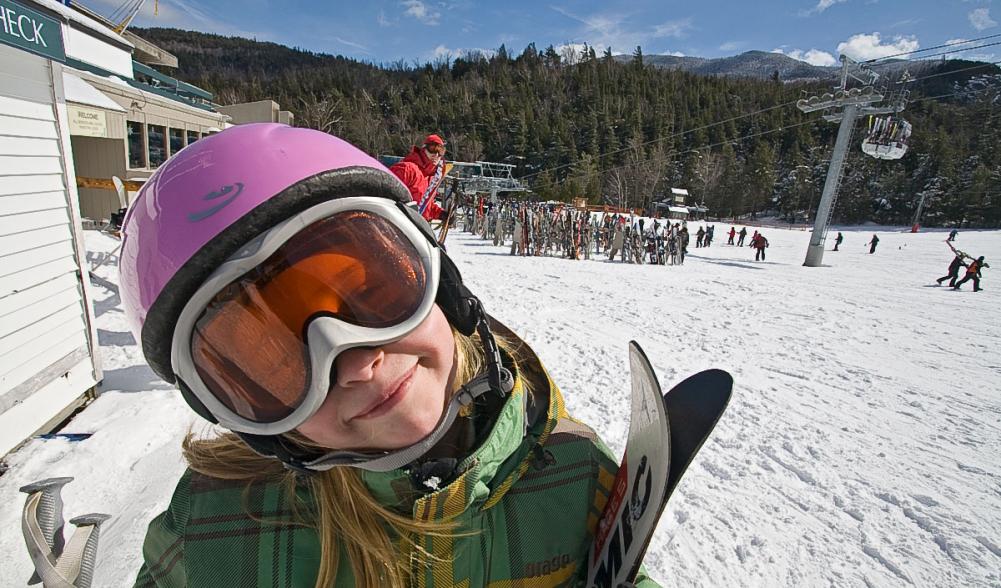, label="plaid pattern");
[135,347,660,587]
